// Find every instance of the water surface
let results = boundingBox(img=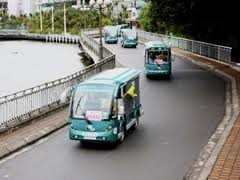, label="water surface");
[0,40,83,97]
